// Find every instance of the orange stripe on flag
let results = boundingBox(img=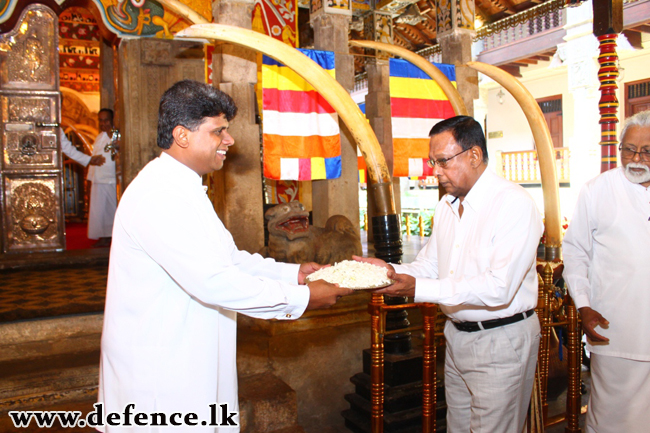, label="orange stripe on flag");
[263,134,341,159]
